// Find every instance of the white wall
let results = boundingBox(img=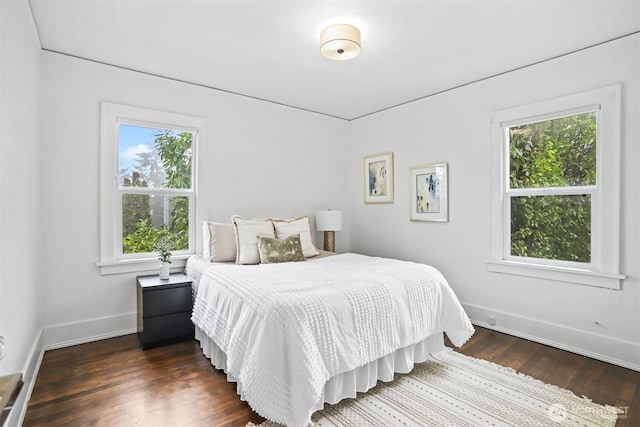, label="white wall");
[348,34,639,369]
[0,0,42,375]
[39,52,350,337]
